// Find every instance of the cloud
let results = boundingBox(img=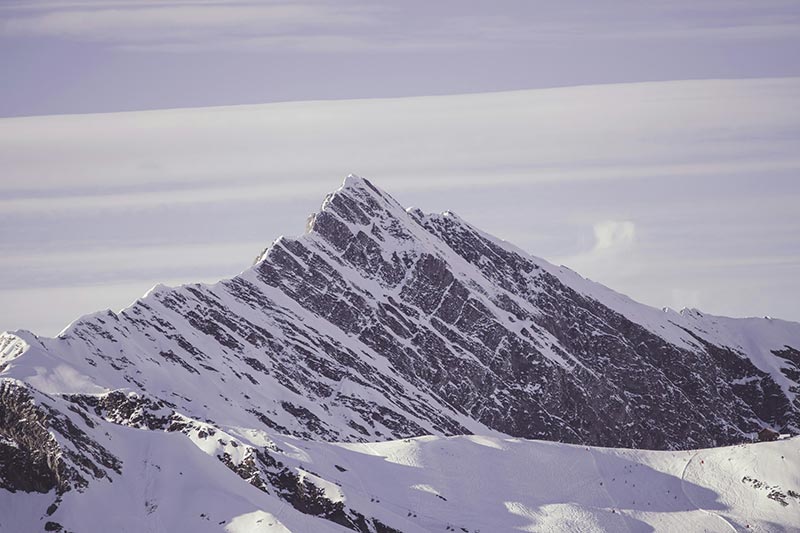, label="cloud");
[2,77,798,198]
[593,221,635,251]
[554,220,638,282]
[0,1,481,54]
[3,0,798,53]
[0,2,376,46]
[4,158,800,216]
[554,220,647,288]
[119,34,374,54]
[0,1,261,9]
